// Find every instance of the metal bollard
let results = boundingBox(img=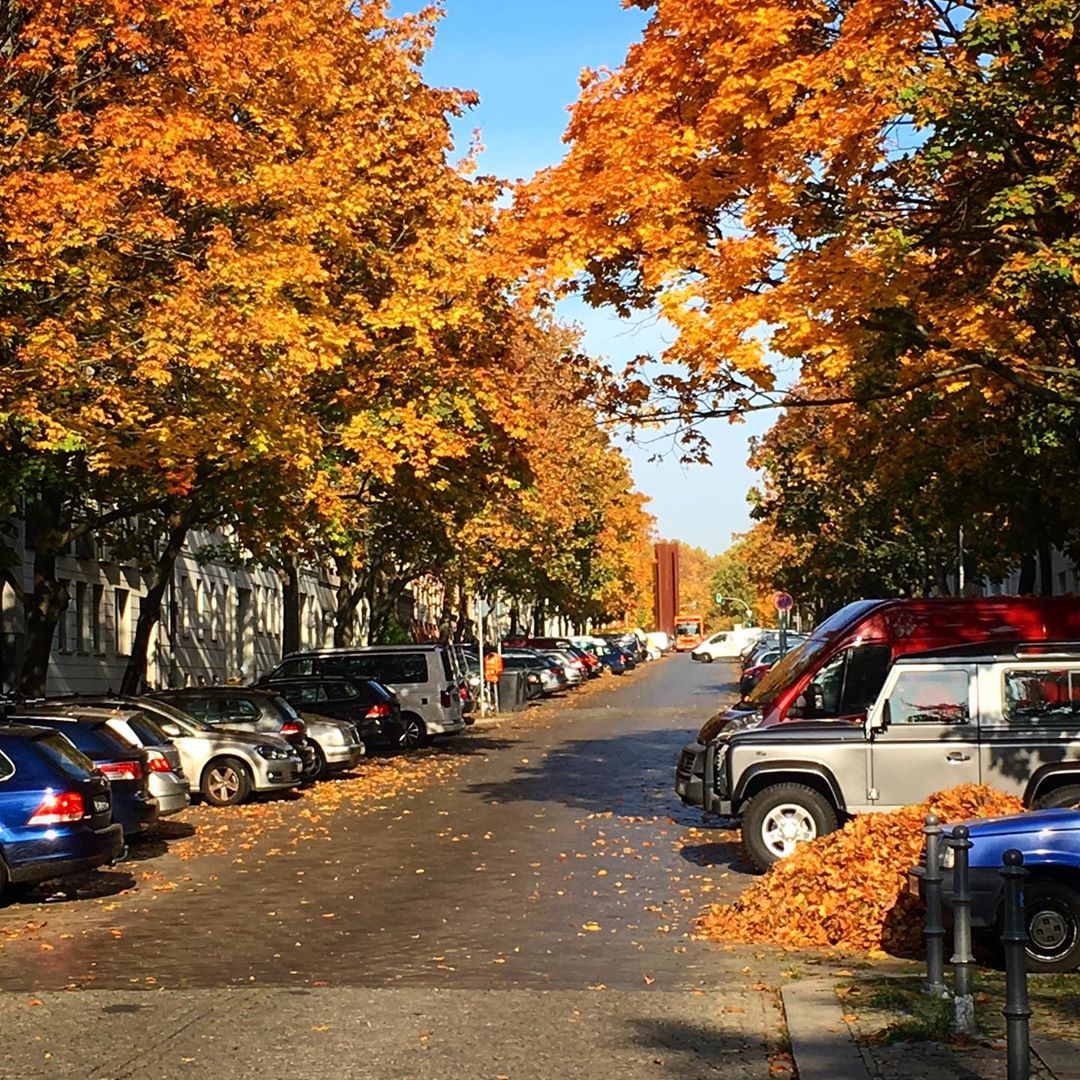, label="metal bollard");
[1000,849,1031,1080]
[922,814,948,997]
[950,825,977,1036]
